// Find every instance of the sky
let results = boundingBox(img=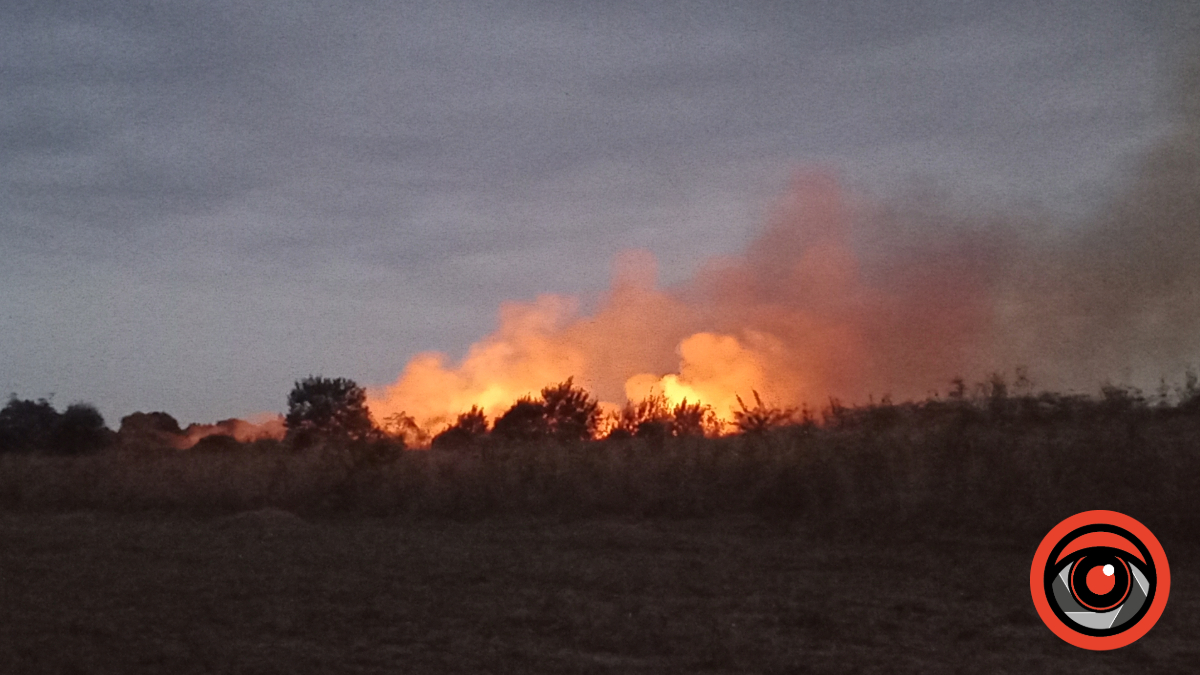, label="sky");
[2,1,1198,426]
